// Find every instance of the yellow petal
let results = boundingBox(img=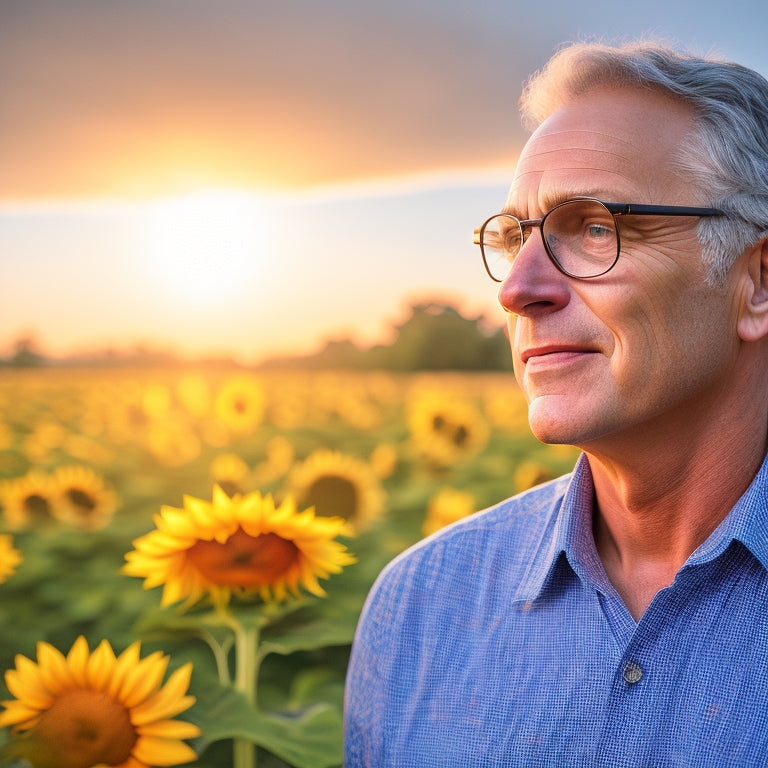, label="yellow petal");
[107,641,143,699]
[0,700,41,727]
[132,734,199,766]
[5,657,54,711]
[87,639,117,691]
[120,652,169,708]
[137,718,201,739]
[66,636,91,687]
[36,642,76,695]
[130,664,195,725]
